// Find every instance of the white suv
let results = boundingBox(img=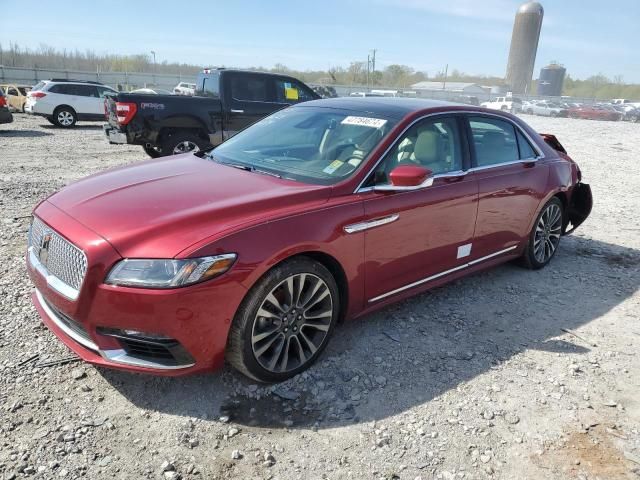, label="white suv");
[173,82,196,95]
[25,79,118,128]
